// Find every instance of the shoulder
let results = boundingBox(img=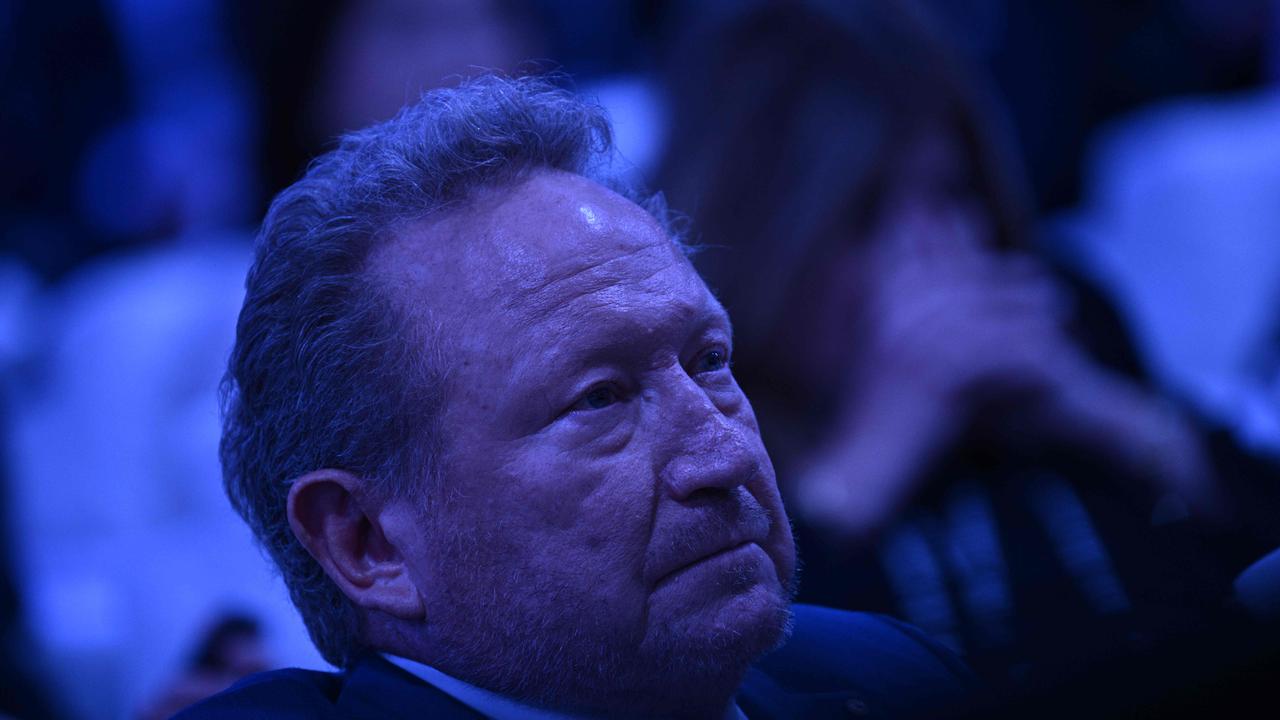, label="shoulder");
[740,605,974,719]
[170,668,345,720]
[785,604,972,683]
